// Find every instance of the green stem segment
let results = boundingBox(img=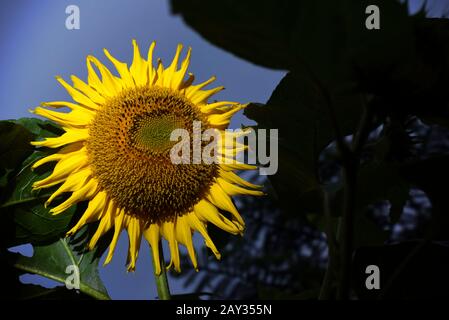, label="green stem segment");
[153,243,171,300]
[319,191,338,300]
[336,164,357,300]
